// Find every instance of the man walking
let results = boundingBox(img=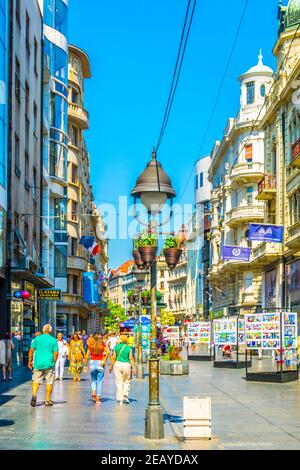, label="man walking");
[28,324,58,407]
